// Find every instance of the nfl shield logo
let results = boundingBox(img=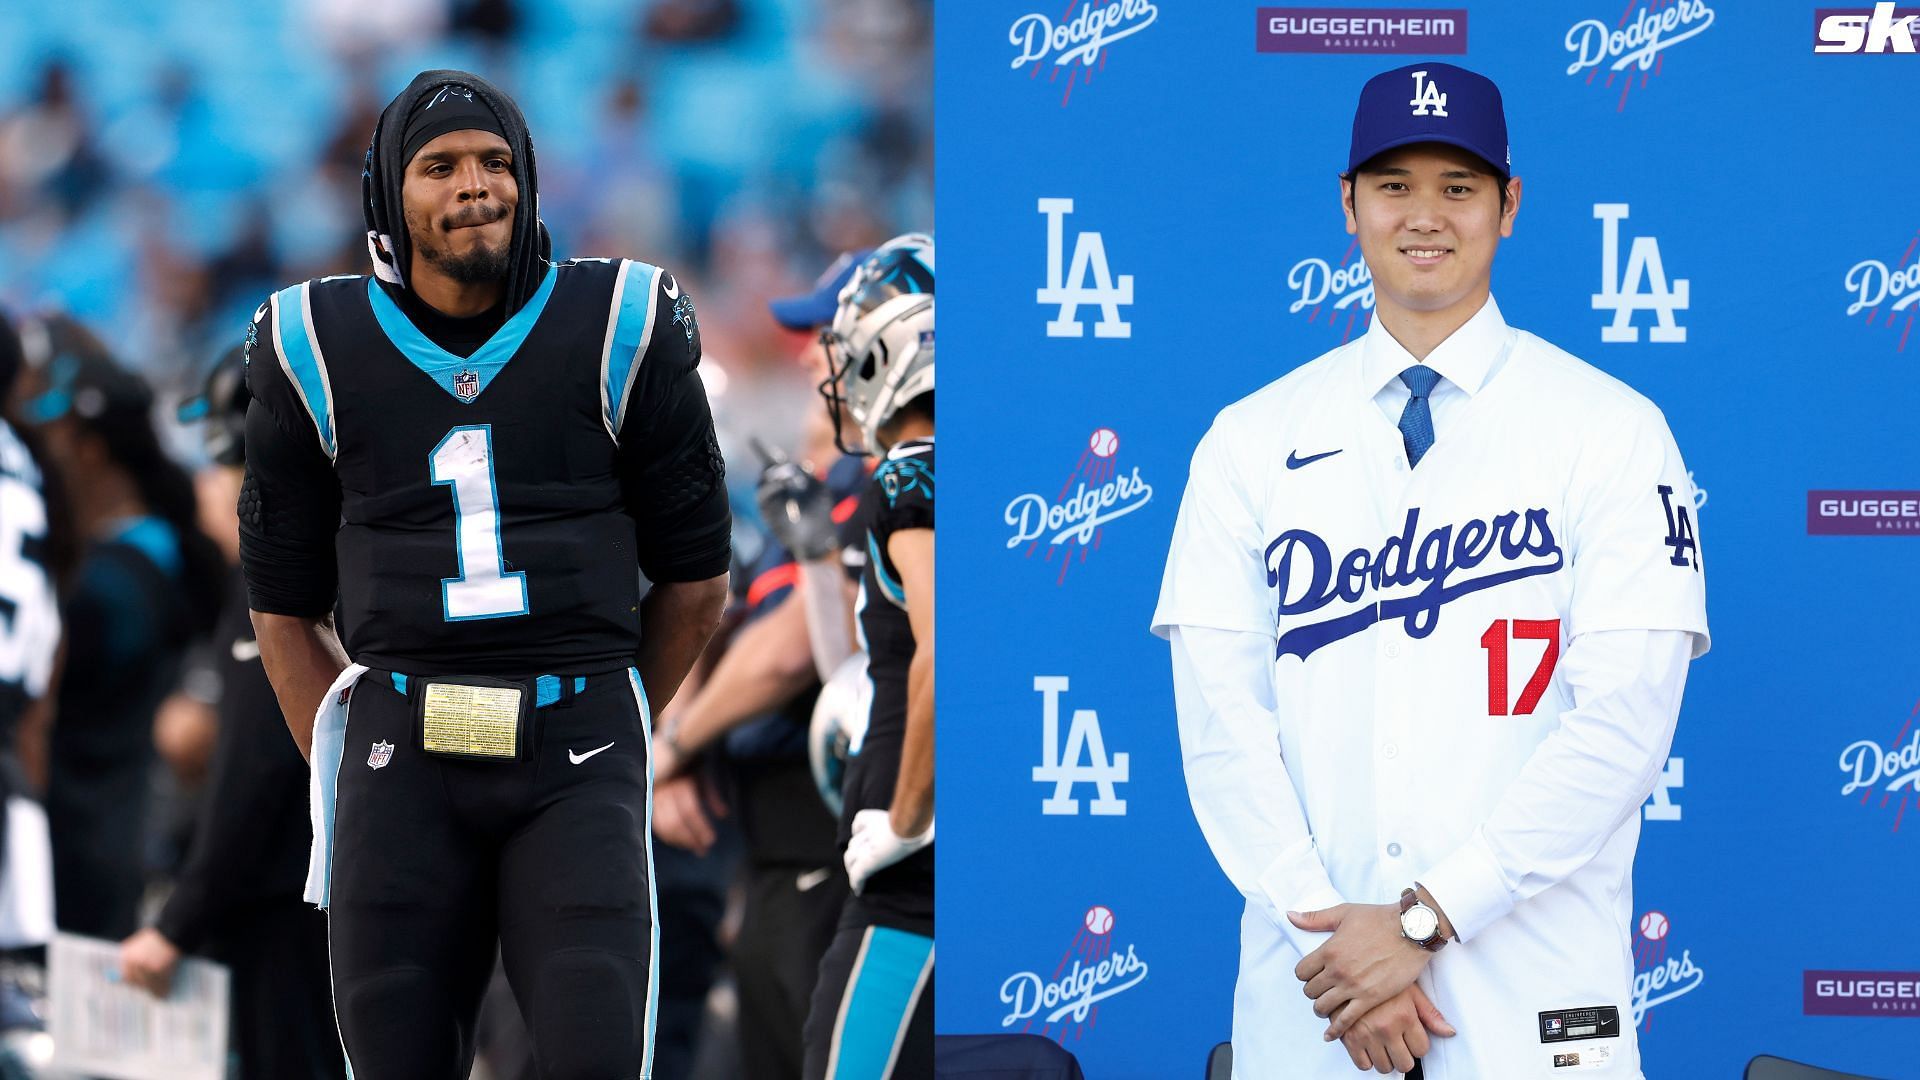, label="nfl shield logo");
[368,741,394,769]
[454,369,480,401]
